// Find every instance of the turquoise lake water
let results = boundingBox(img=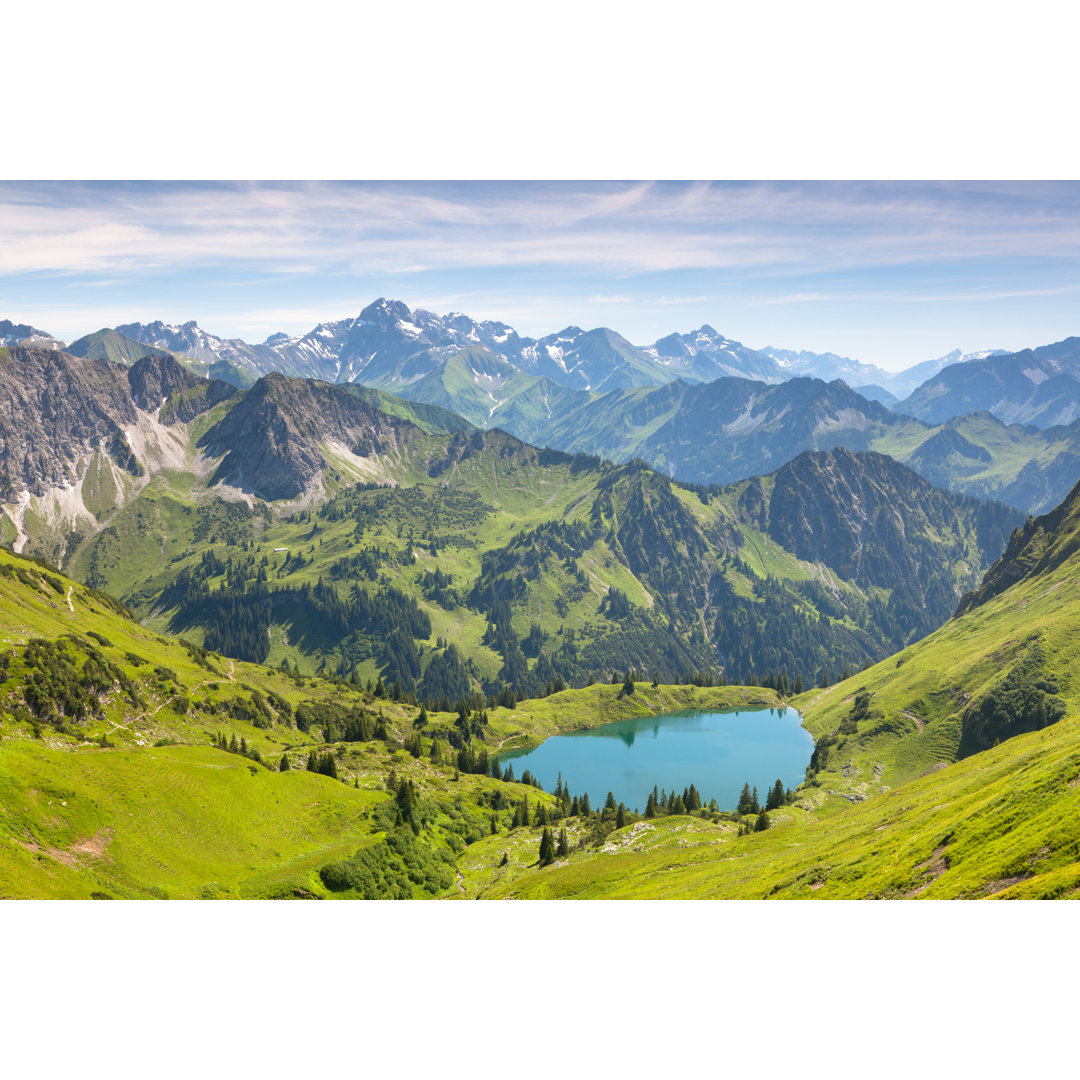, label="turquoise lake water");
[499,706,813,812]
